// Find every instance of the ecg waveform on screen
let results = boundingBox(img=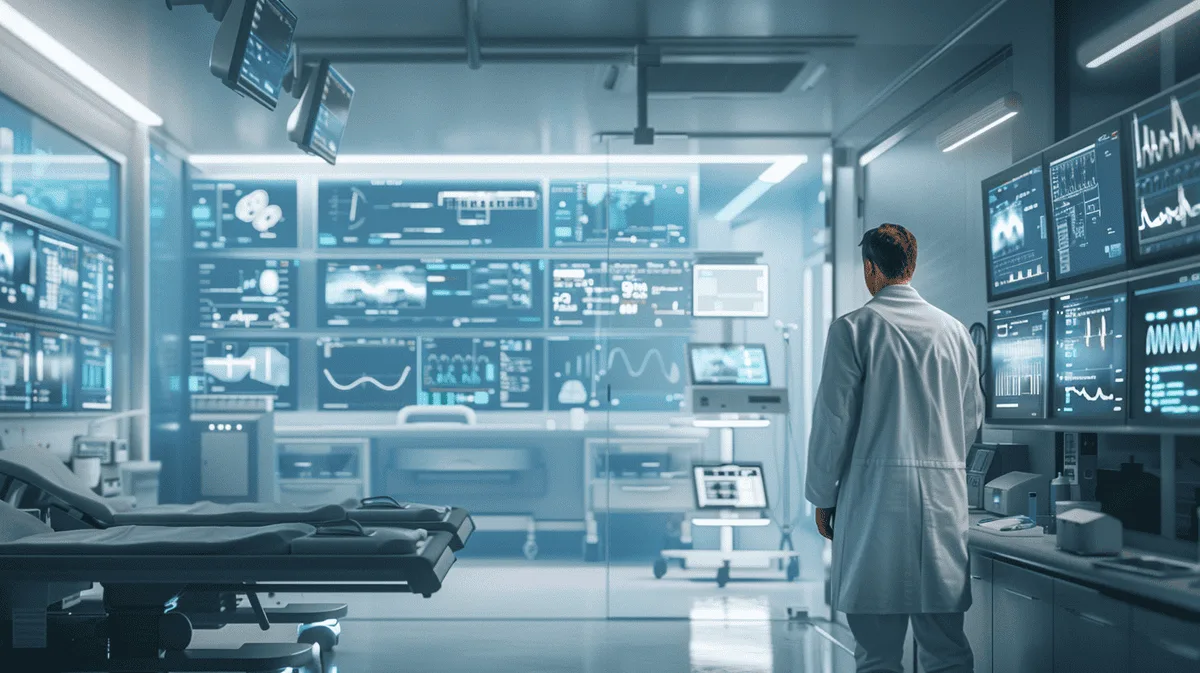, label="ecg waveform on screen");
[1065,385,1115,402]
[607,347,681,383]
[1134,96,1200,170]
[1145,319,1200,355]
[1139,185,1200,231]
[322,366,412,392]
